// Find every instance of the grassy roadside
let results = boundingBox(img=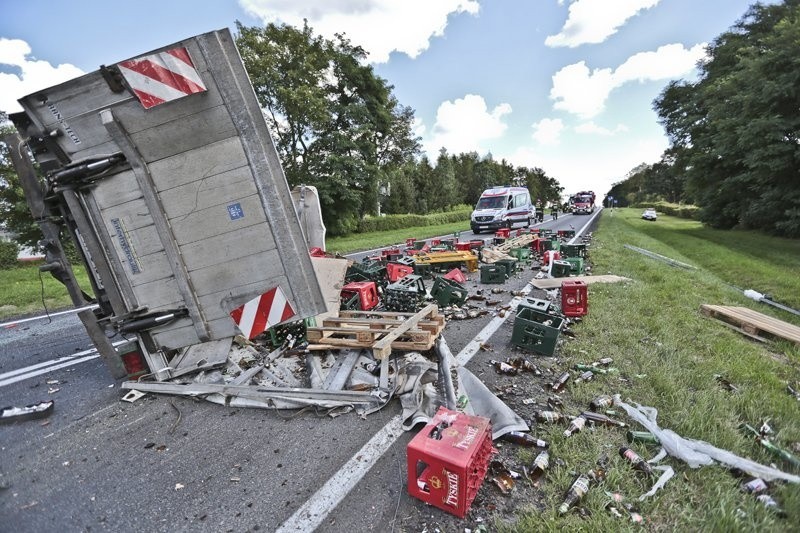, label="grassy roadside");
[512,208,799,531]
[326,220,471,255]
